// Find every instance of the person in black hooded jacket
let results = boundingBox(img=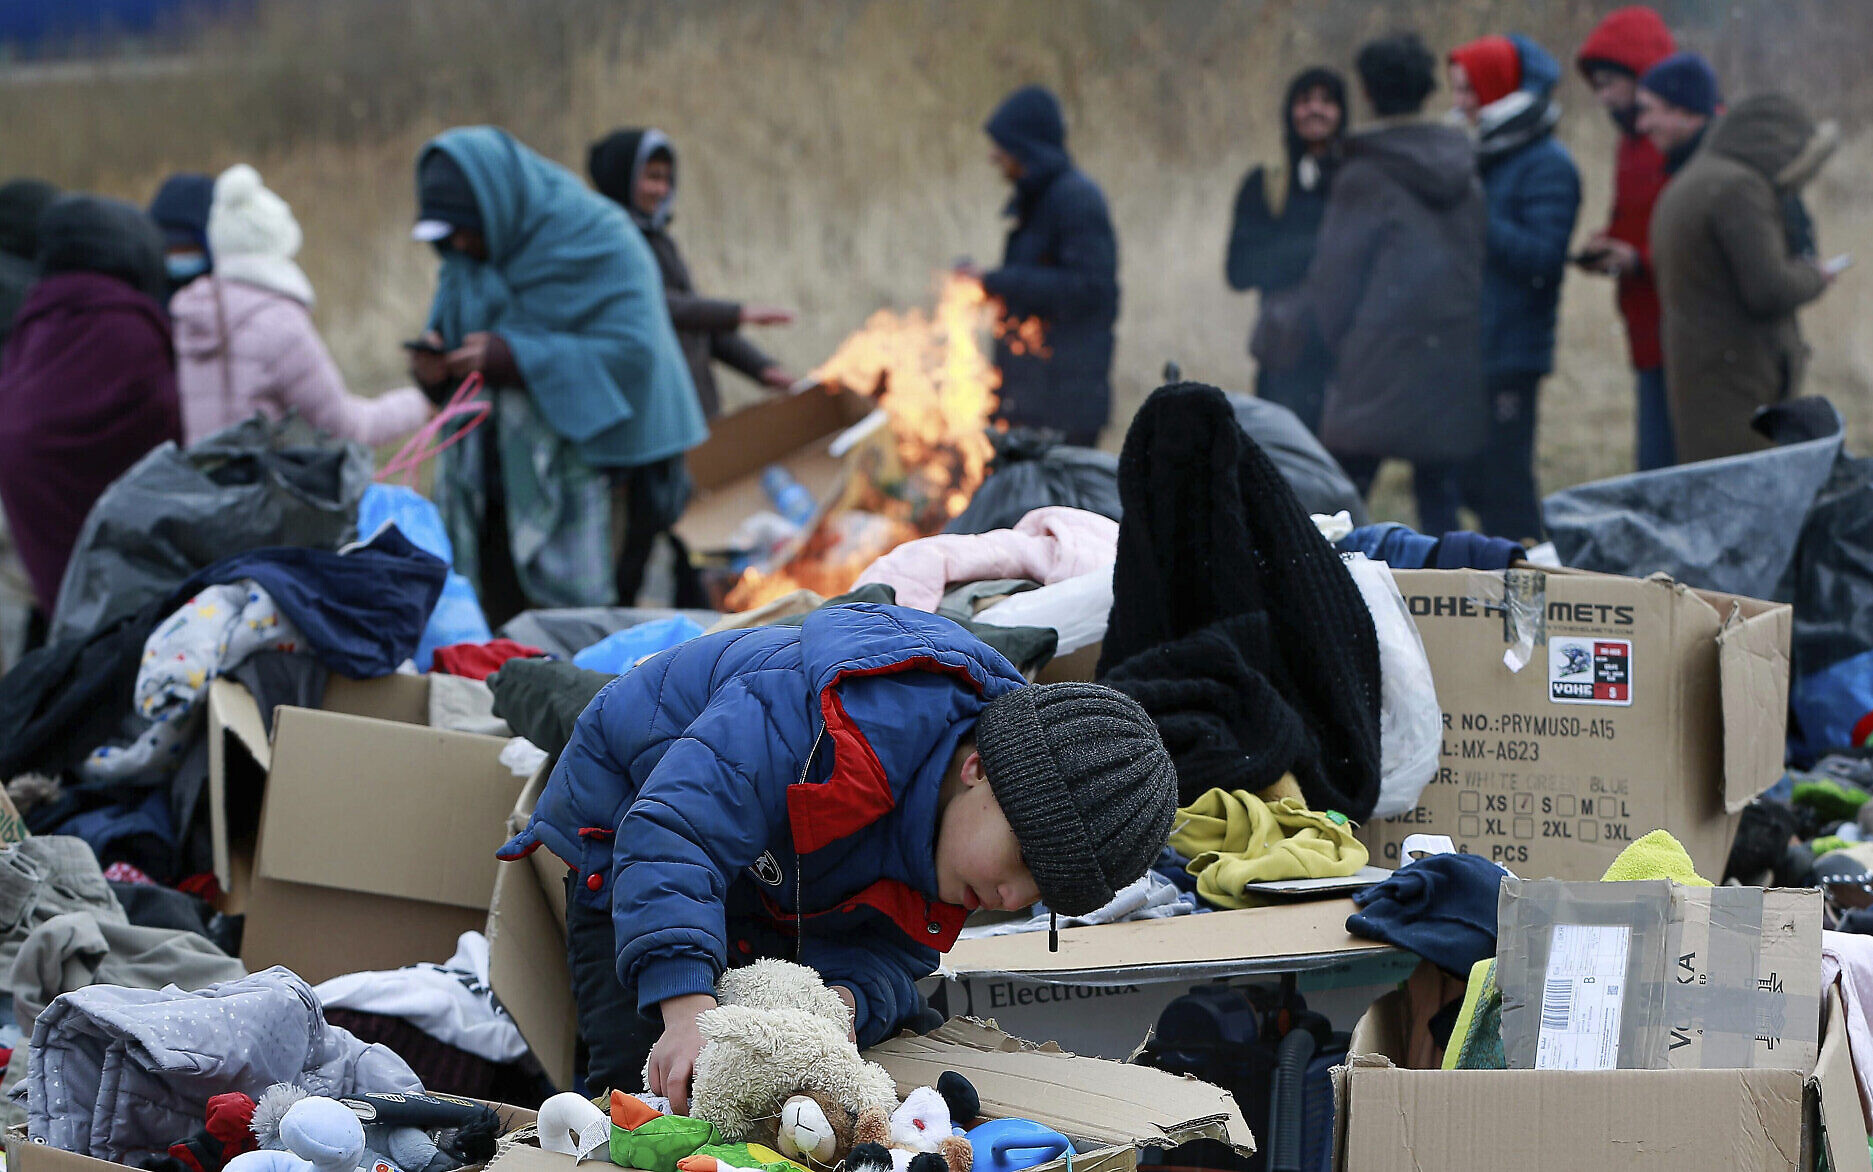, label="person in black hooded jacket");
[587,128,797,422]
[968,85,1119,447]
[1229,67,1347,435]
